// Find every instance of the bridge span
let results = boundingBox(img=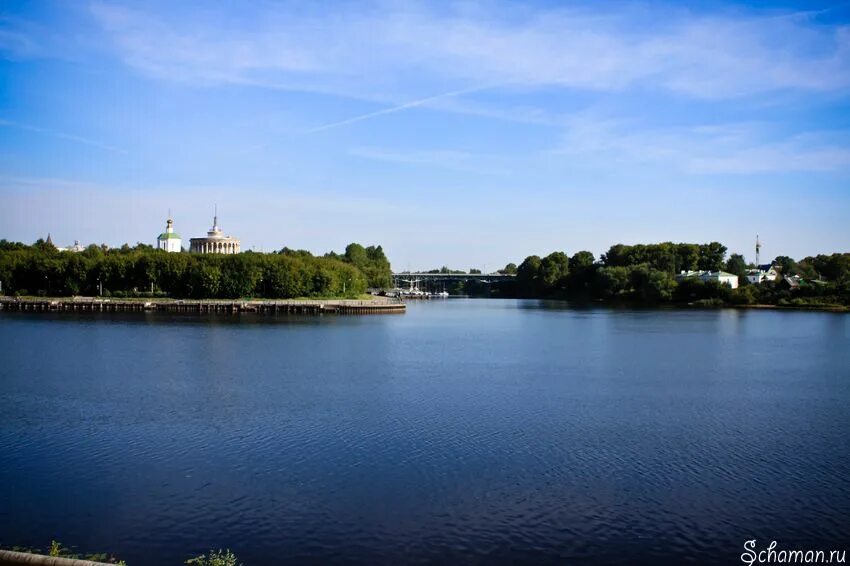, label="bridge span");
[391,272,515,291]
[392,272,516,282]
